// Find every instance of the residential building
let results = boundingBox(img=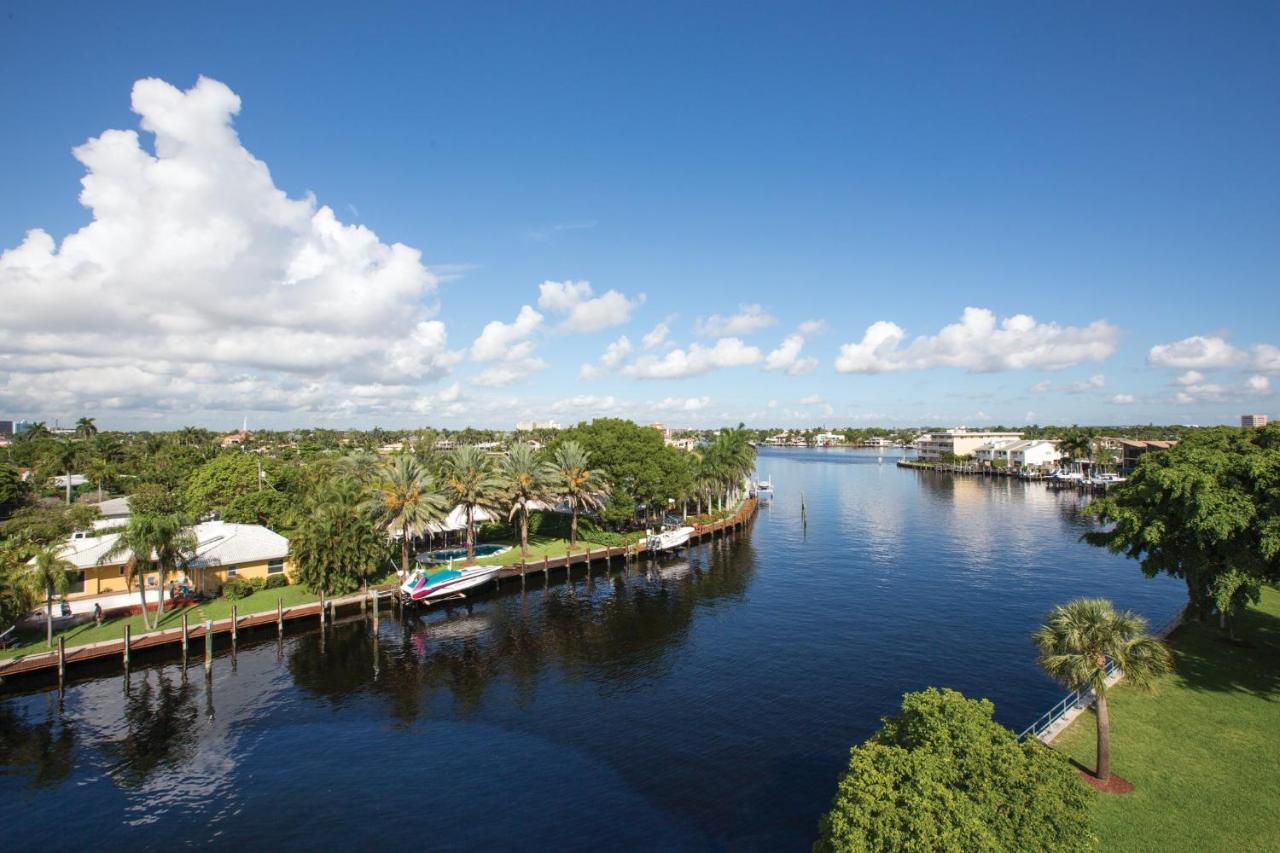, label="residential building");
[814,432,845,447]
[50,520,293,615]
[1242,414,1269,428]
[916,430,1023,460]
[1009,440,1062,468]
[515,420,562,431]
[1115,439,1177,473]
[0,420,13,435]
